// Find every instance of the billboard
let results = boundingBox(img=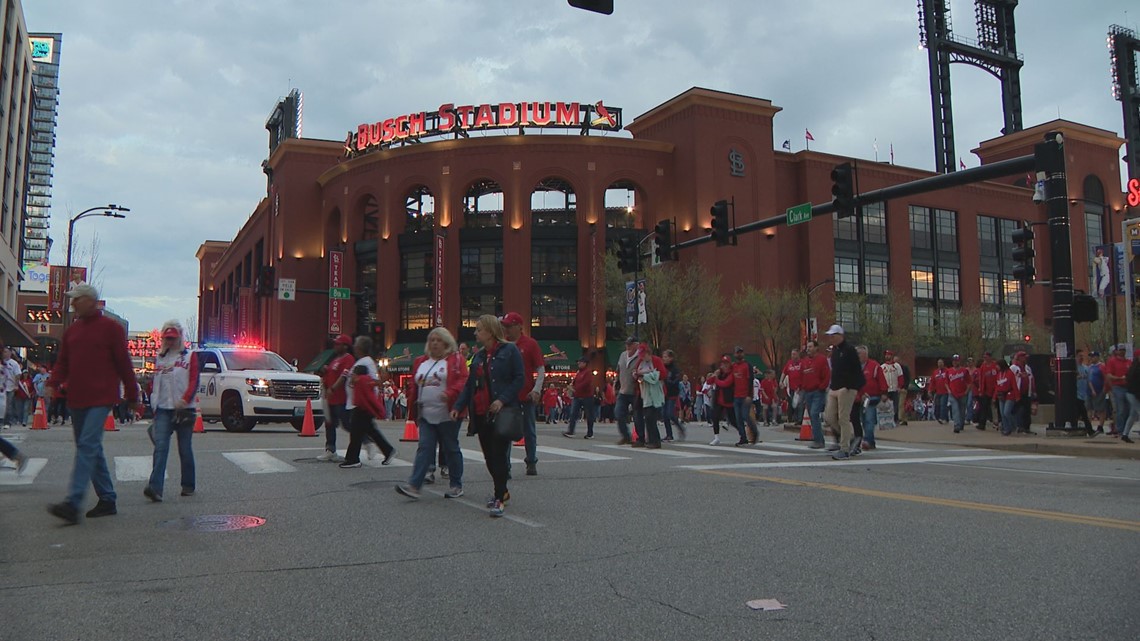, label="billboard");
[20,263,50,293]
[48,266,87,312]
